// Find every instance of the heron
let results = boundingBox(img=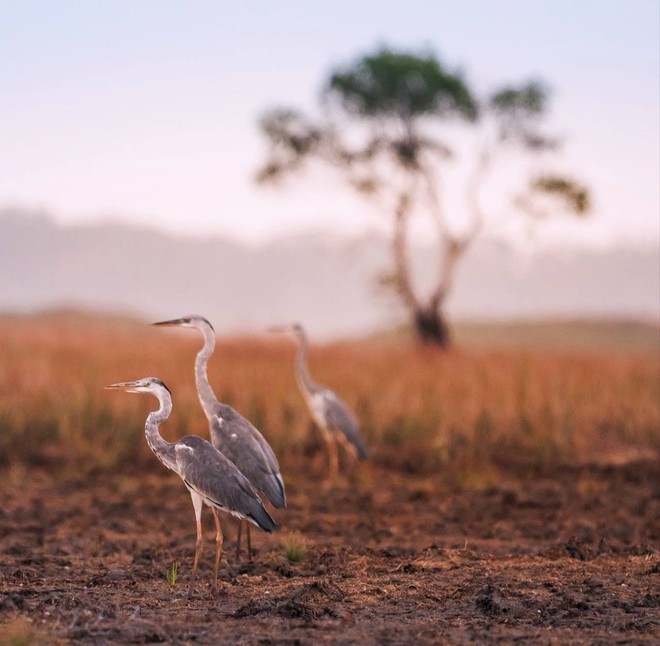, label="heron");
[269,323,368,479]
[152,316,285,559]
[105,377,275,596]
